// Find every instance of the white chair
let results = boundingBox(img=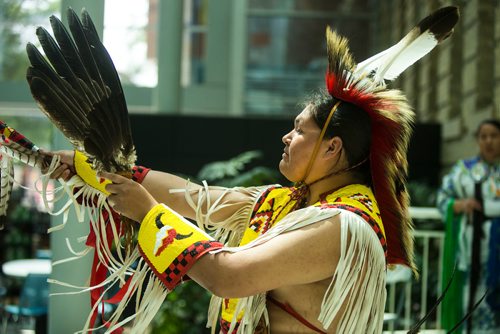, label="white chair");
[384,265,413,333]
